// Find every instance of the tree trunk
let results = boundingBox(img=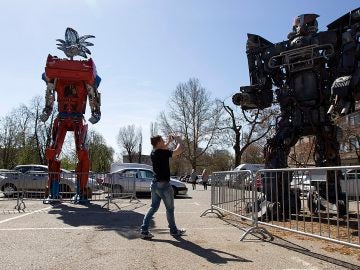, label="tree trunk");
[234,131,241,167]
